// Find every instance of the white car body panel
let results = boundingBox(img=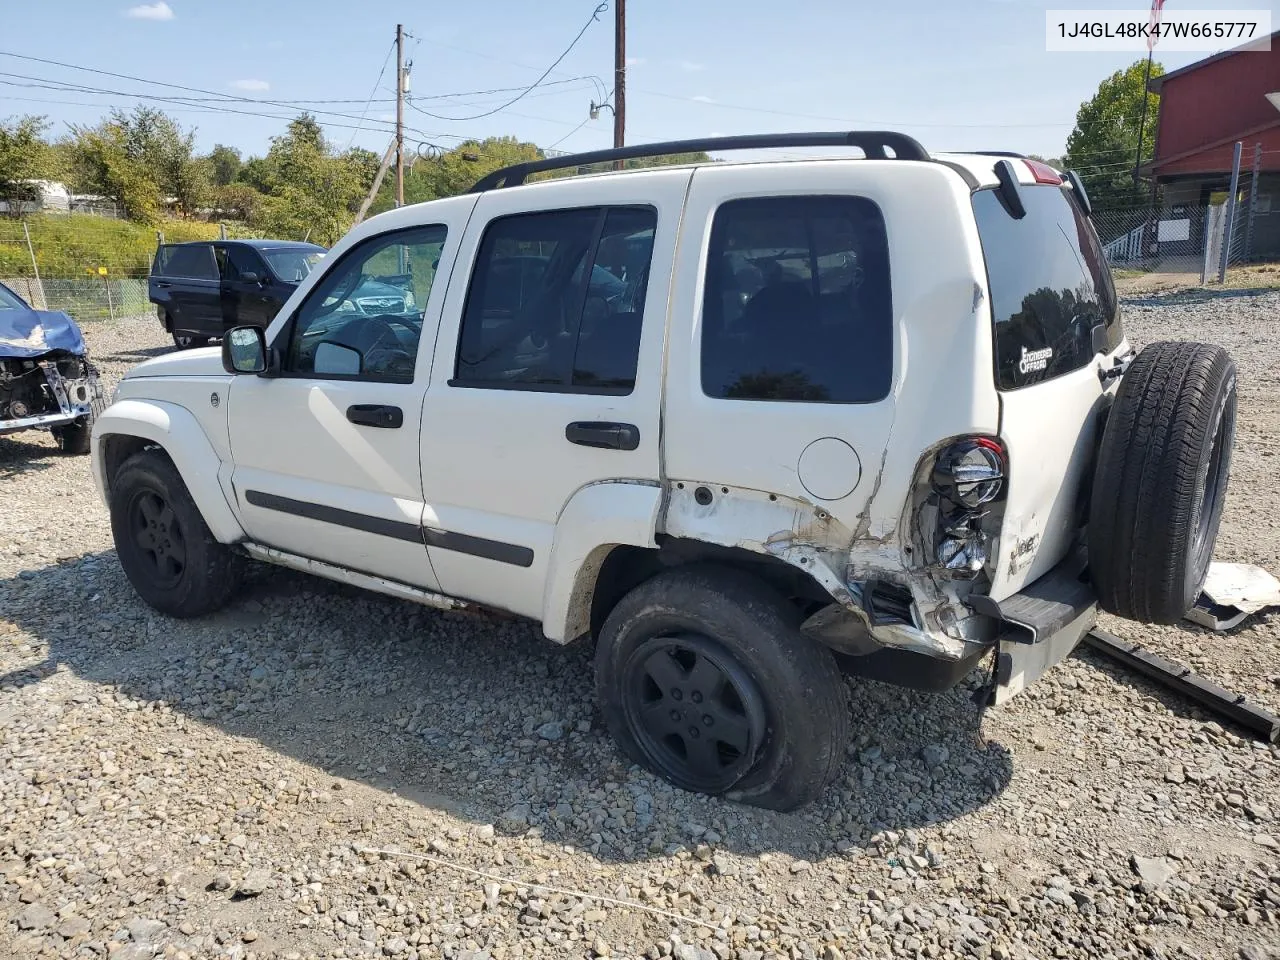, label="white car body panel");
[89,149,1119,701]
[417,169,691,620]
[91,397,244,543]
[222,196,479,589]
